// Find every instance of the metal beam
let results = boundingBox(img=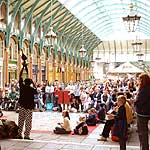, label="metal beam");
[43,0,61,37]
[18,0,40,48]
[0,0,4,5]
[6,0,22,46]
[63,21,78,47]
[30,1,52,52]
